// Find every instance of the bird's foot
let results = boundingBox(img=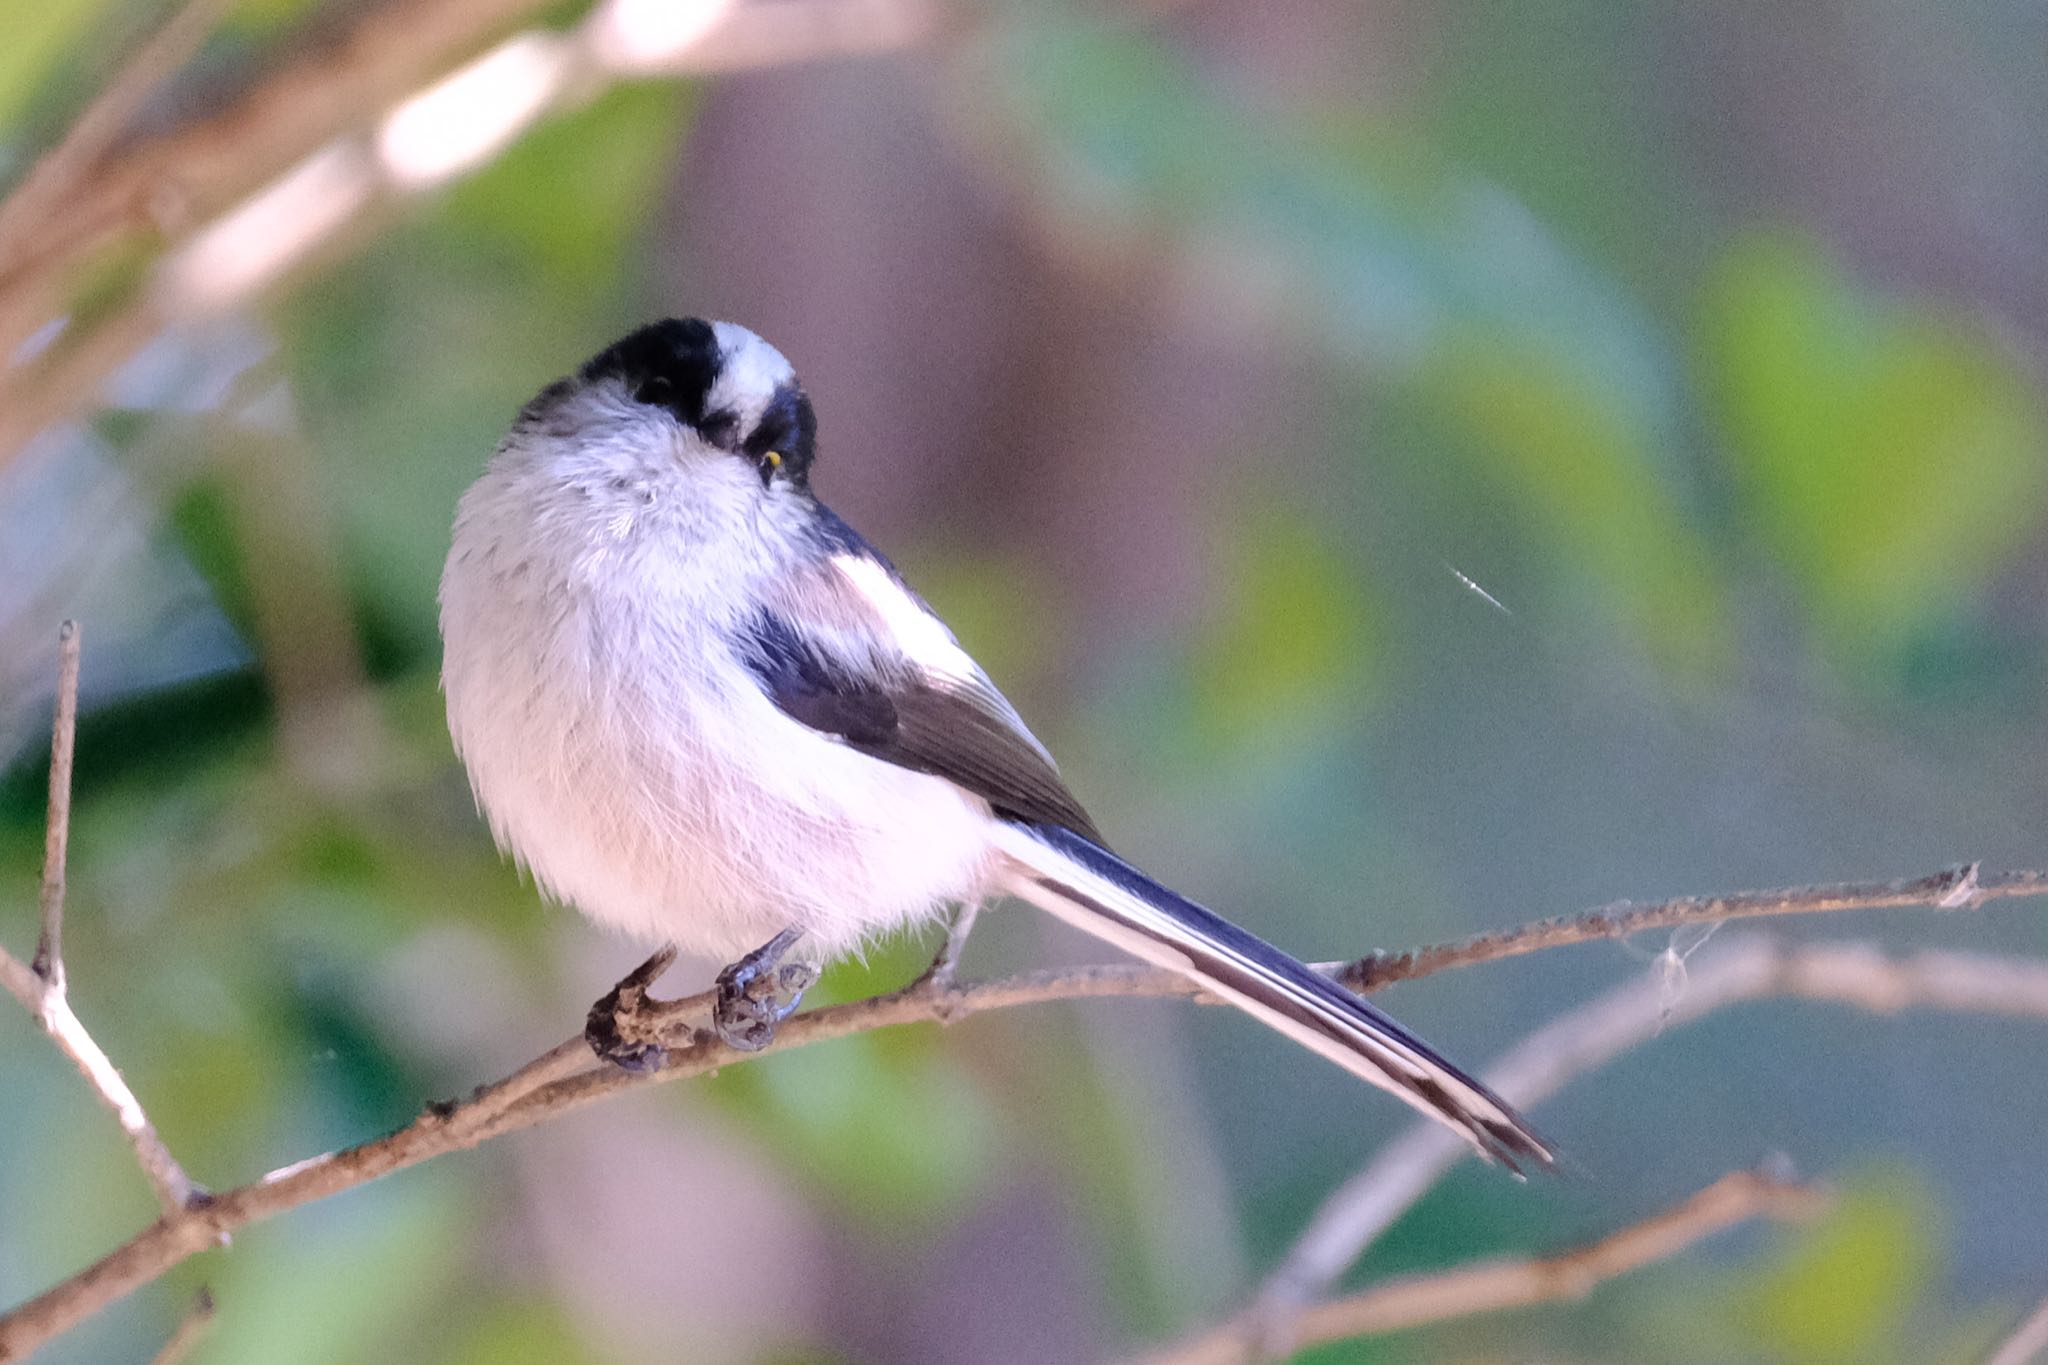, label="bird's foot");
[713,928,817,1052]
[585,944,679,1073]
